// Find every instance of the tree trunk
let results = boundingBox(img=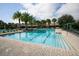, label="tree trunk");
[25,22,27,30]
[54,22,55,28]
[19,19,20,29]
[48,23,50,27]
